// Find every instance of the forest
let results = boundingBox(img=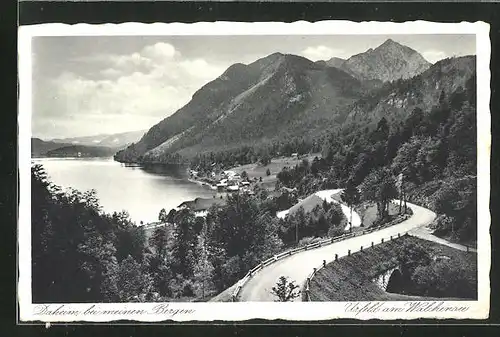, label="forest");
[33,164,343,302]
[192,74,477,245]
